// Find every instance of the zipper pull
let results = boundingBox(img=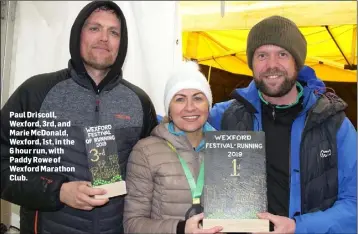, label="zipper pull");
[272,107,276,120]
[95,99,100,112]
